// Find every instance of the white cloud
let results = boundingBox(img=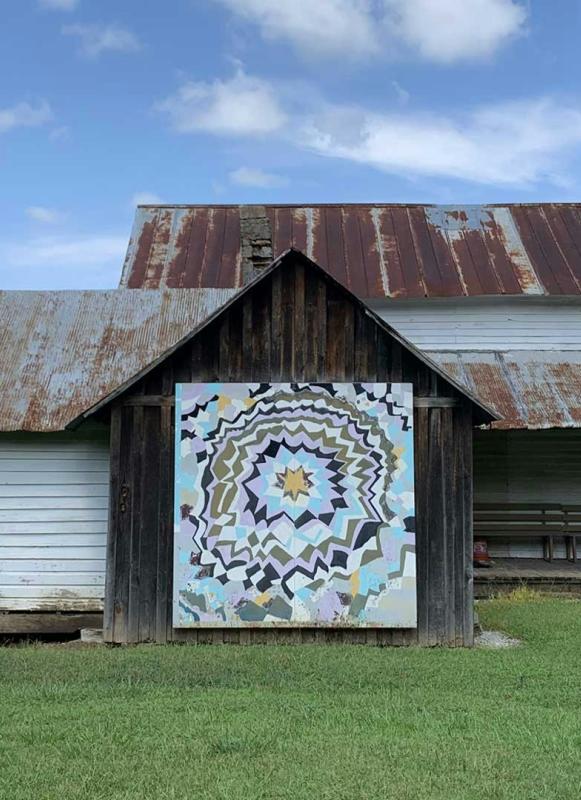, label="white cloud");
[39,0,78,10]
[157,70,286,136]
[384,0,527,63]
[131,192,163,207]
[213,0,526,62]
[0,235,128,289]
[26,206,67,224]
[62,23,141,58]
[213,0,378,58]
[300,97,581,186]
[0,101,52,134]
[229,166,288,188]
